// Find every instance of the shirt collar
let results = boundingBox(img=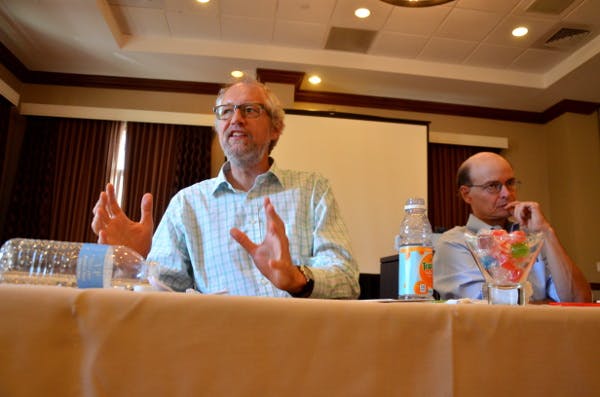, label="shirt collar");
[211,157,284,195]
[465,214,519,233]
